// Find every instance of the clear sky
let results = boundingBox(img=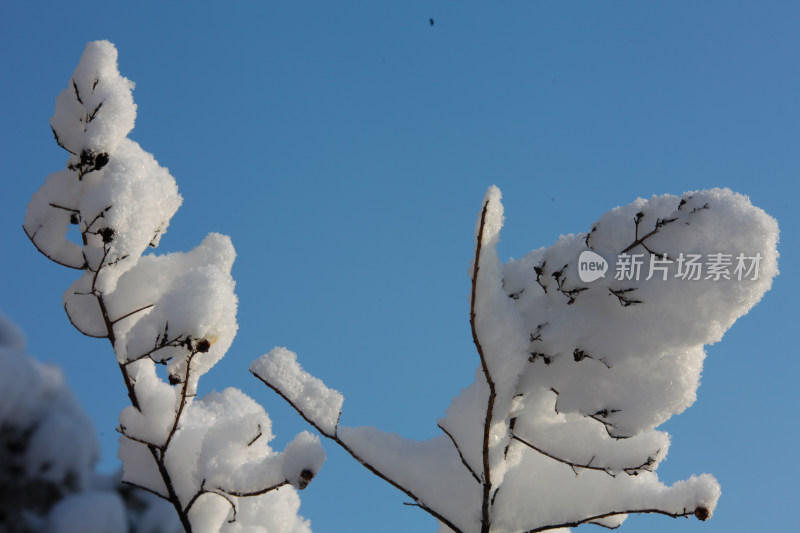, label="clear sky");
[1,2,798,532]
